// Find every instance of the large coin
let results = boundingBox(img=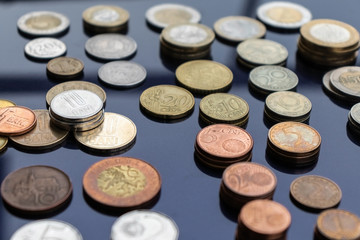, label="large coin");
[25,38,66,60]
[47,57,84,79]
[0,106,37,136]
[330,66,360,101]
[82,5,129,30]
